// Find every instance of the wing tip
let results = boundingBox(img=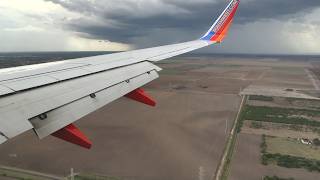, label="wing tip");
[200,0,240,42]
